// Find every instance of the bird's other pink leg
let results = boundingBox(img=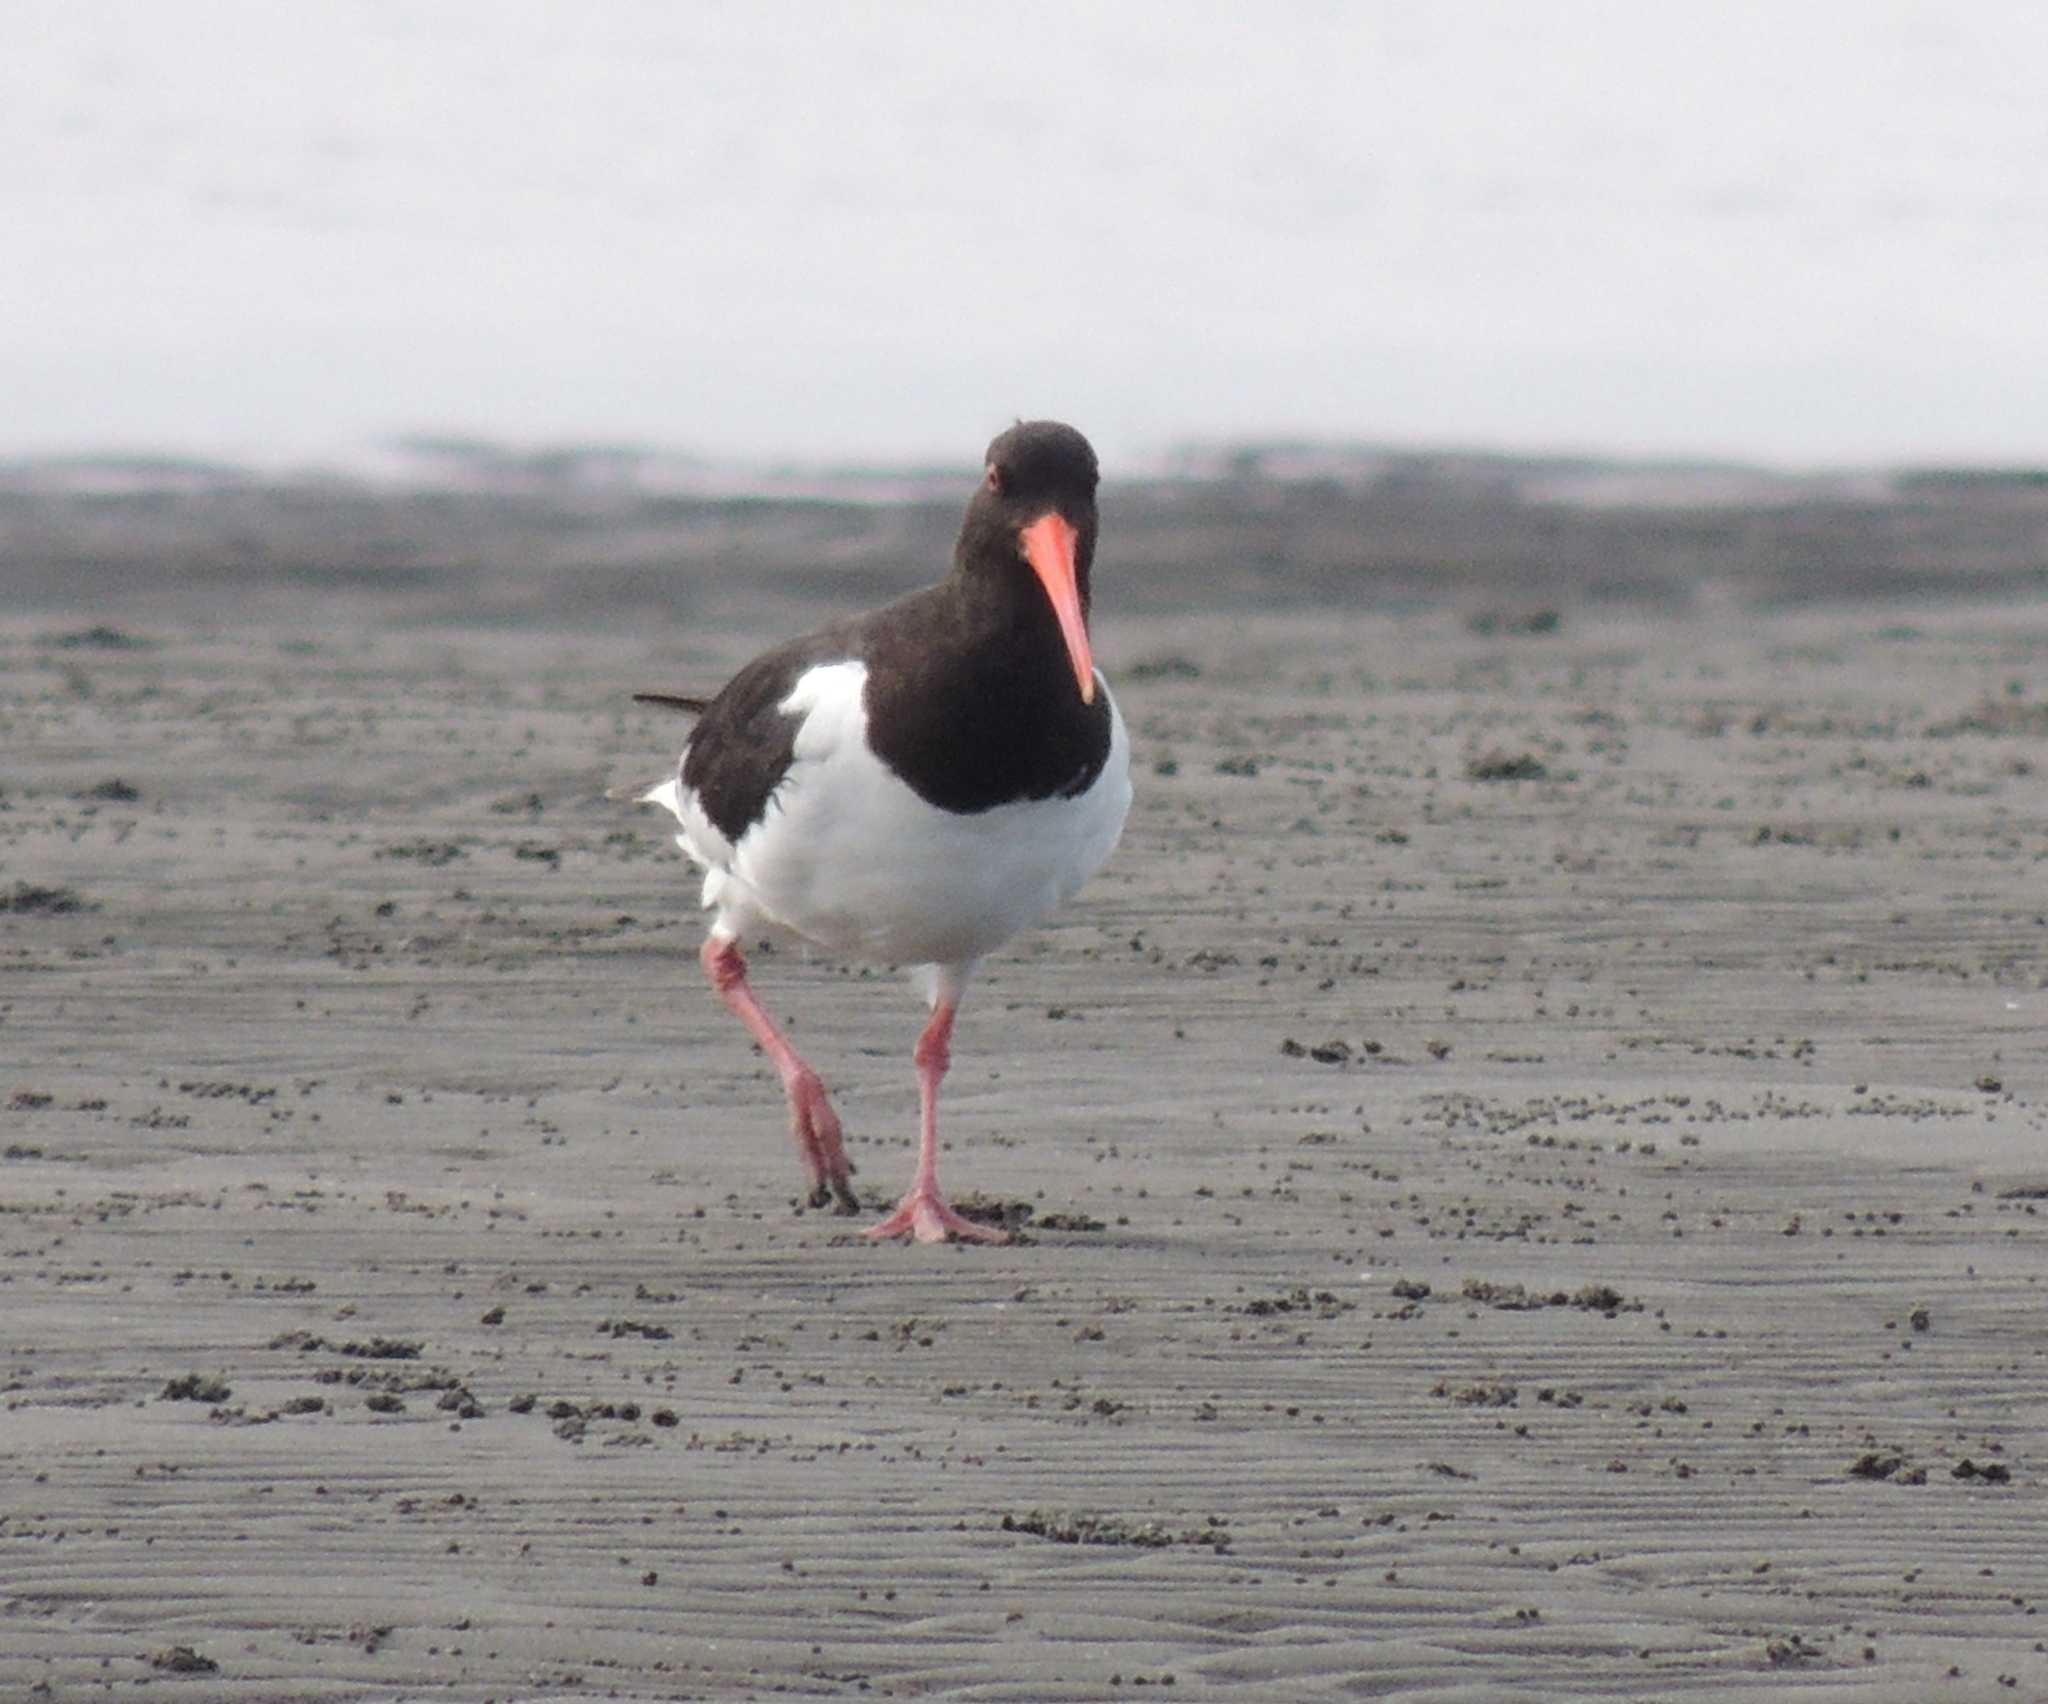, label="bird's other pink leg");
[864,992,1008,1245]
[700,934,857,1213]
